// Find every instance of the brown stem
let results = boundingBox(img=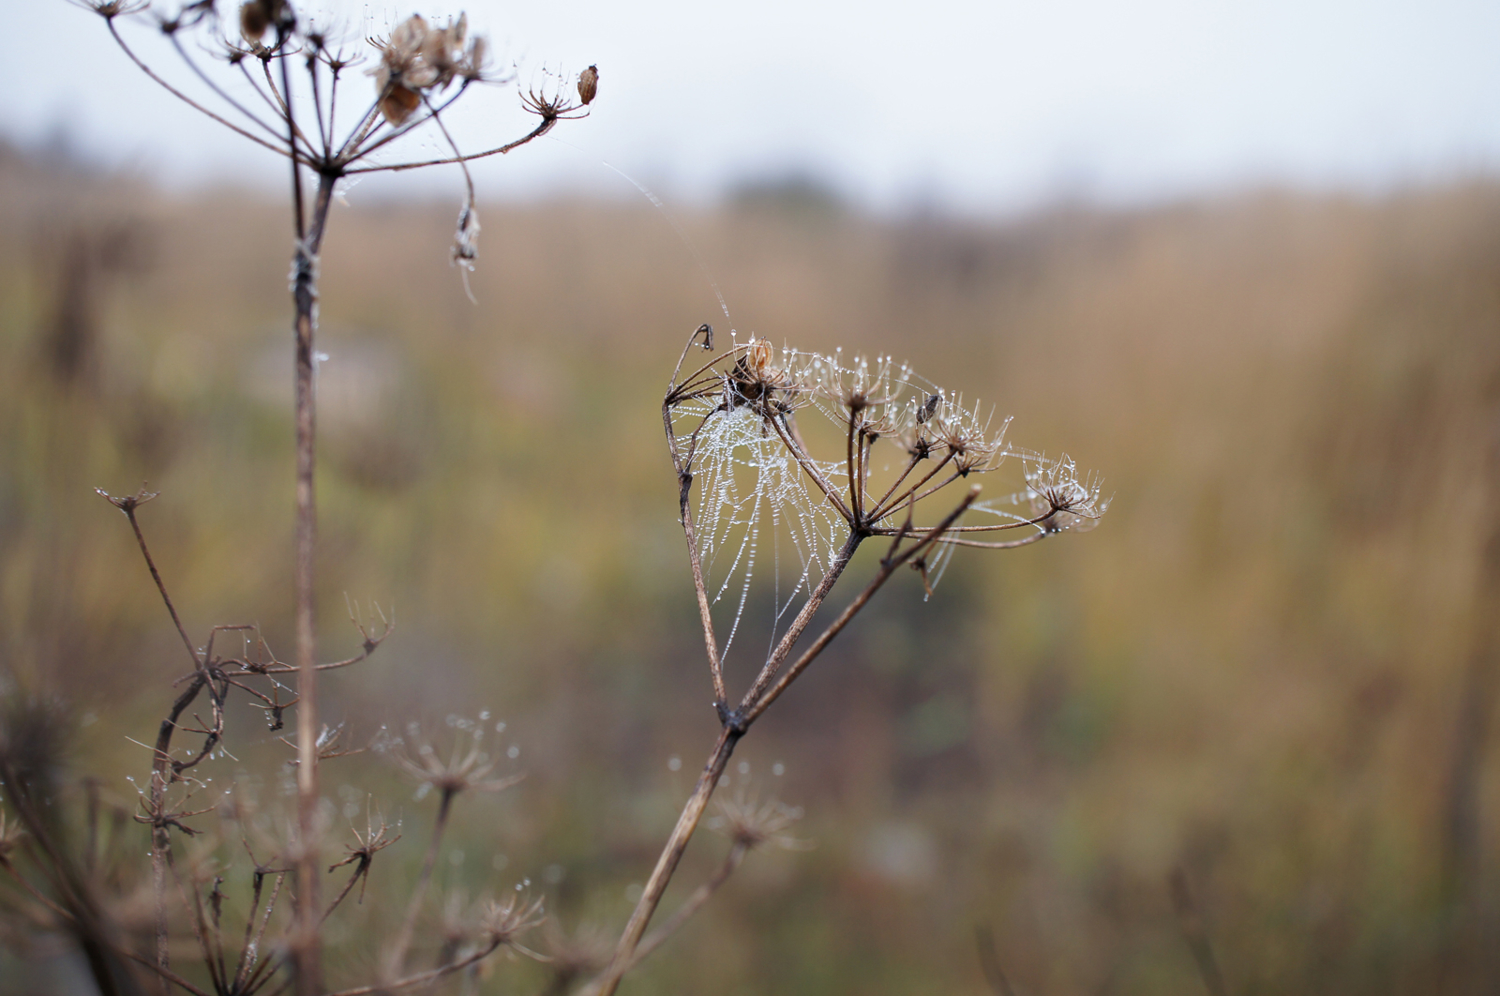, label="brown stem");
[240,872,287,994]
[290,168,338,996]
[743,488,979,725]
[320,857,369,925]
[105,20,304,164]
[232,867,267,990]
[594,728,741,996]
[625,841,747,972]
[123,508,199,668]
[868,450,954,522]
[664,401,726,707]
[383,788,457,981]
[145,673,207,991]
[326,938,502,996]
[343,117,556,174]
